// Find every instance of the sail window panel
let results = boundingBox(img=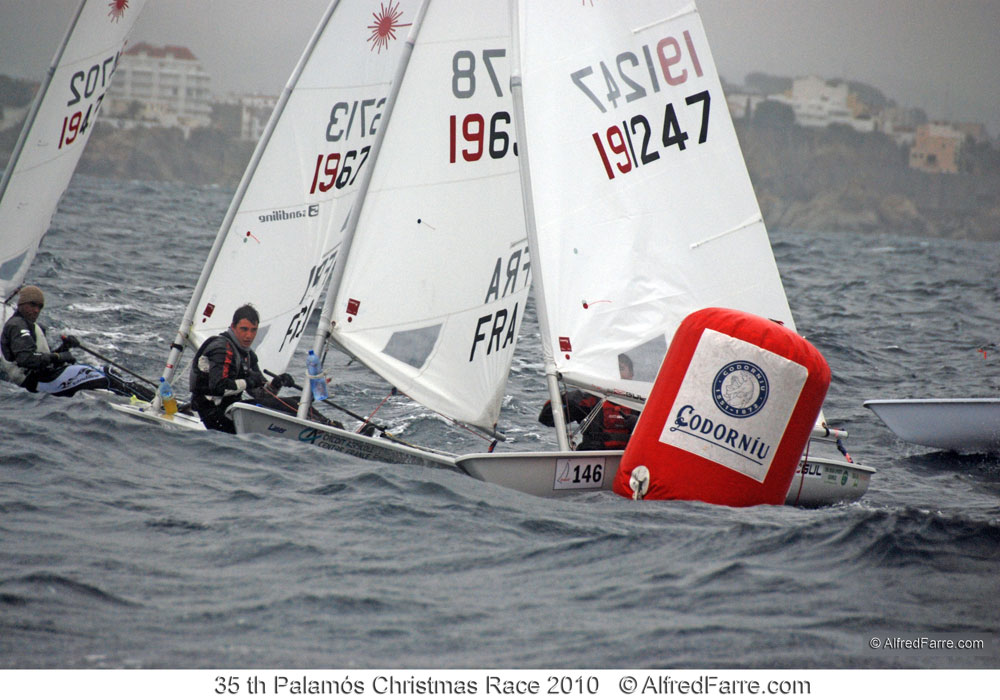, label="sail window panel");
[381,324,442,370]
[0,251,28,283]
[620,335,668,384]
